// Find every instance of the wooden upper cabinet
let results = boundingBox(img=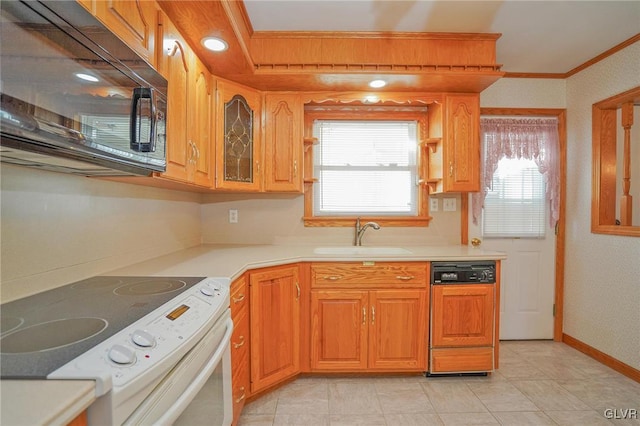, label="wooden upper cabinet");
[156,14,213,188]
[216,80,263,191]
[249,265,300,392]
[93,0,158,68]
[443,94,480,192]
[264,93,303,192]
[189,56,214,187]
[157,15,190,182]
[427,94,480,193]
